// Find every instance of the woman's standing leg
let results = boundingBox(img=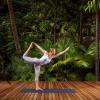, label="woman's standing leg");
[34,64,43,90]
